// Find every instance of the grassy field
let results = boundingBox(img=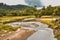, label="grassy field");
[36,16,59,28]
[0,16,35,23]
